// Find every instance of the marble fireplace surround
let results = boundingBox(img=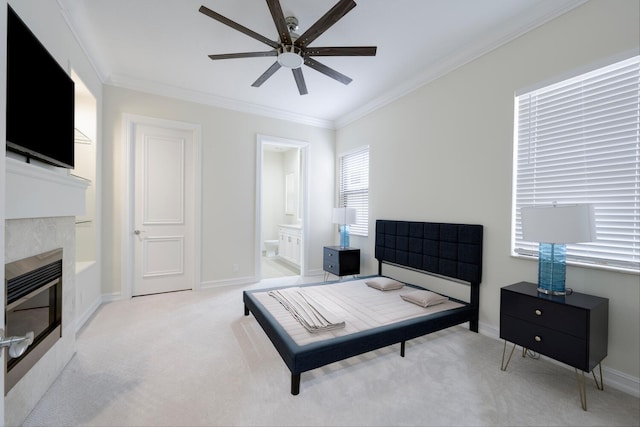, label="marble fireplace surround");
[4,158,88,426]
